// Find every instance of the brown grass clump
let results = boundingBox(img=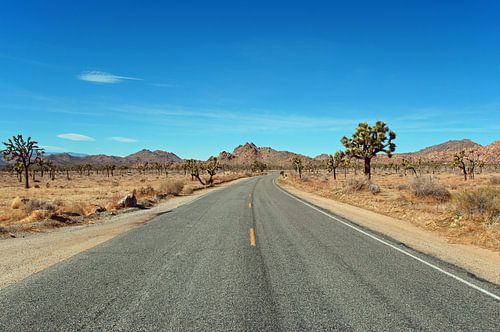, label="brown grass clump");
[11,197,22,209]
[182,185,194,195]
[345,178,370,192]
[490,176,500,185]
[409,177,451,202]
[454,188,500,223]
[159,180,185,196]
[21,209,51,223]
[136,185,157,199]
[344,178,380,194]
[24,199,57,213]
